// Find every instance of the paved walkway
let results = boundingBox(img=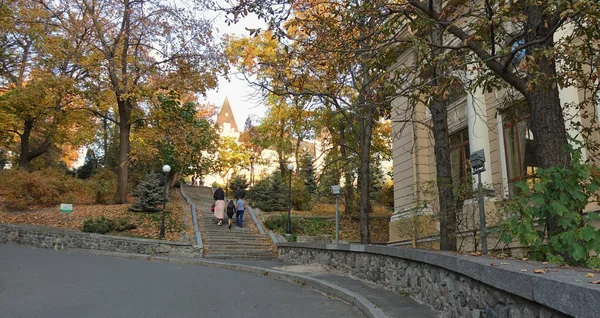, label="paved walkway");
[211,259,438,318]
[0,243,363,318]
[178,184,437,317]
